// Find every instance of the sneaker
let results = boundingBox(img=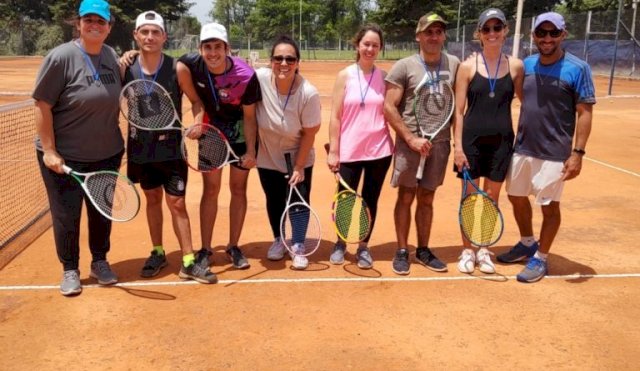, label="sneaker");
[140,250,168,278]
[195,248,213,269]
[457,248,476,274]
[179,263,218,284]
[226,246,250,269]
[90,260,118,285]
[497,242,539,263]
[392,248,410,275]
[476,248,496,274]
[267,238,286,261]
[356,246,373,269]
[415,247,447,272]
[60,269,82,296]
[290,243,309,270]
[329,242,346,265]
[516,257,547,283]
